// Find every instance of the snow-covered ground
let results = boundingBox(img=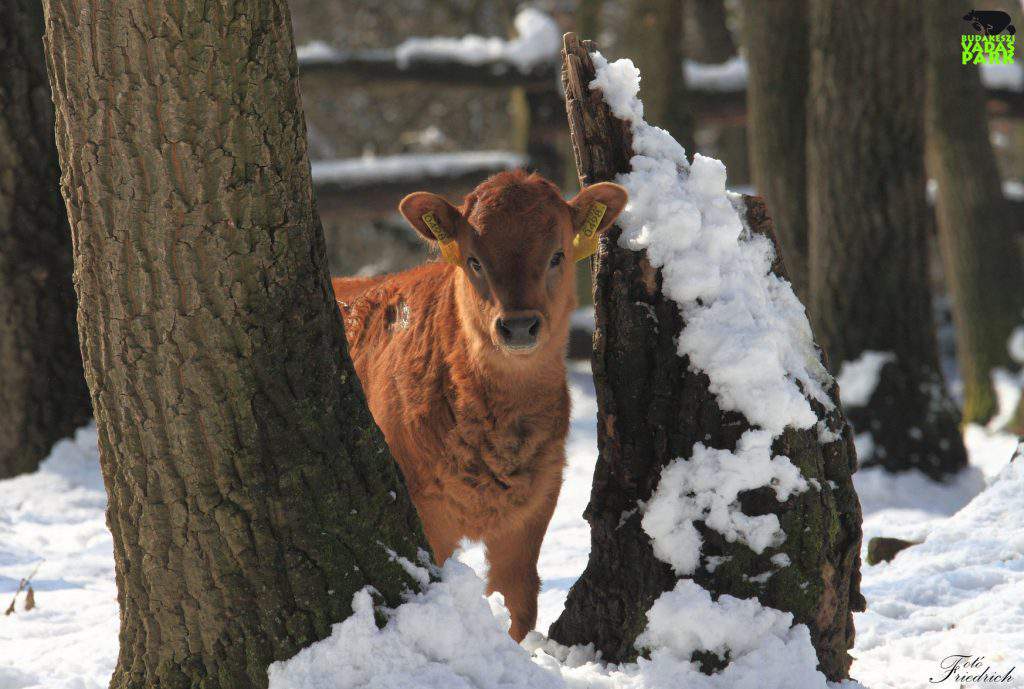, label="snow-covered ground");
[1,365,1021,688]
[0,426,116,689]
